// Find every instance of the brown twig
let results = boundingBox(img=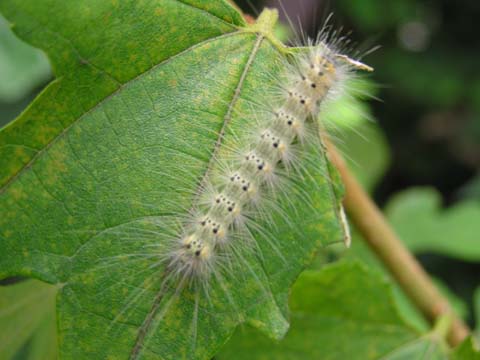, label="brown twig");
[326,141,470,346]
